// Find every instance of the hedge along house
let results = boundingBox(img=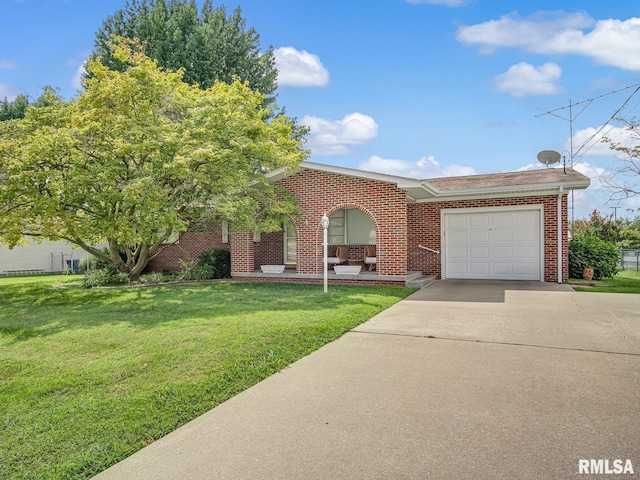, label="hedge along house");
[148,161,590,286]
